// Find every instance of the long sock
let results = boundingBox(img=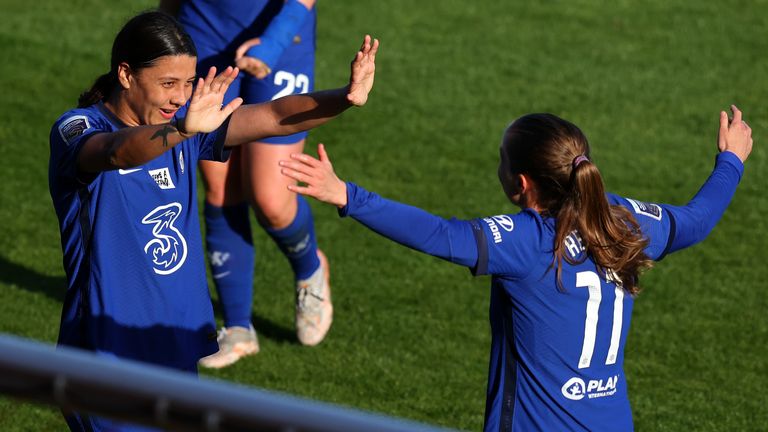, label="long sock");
[262,195,320,280]
[204,202,254,329]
